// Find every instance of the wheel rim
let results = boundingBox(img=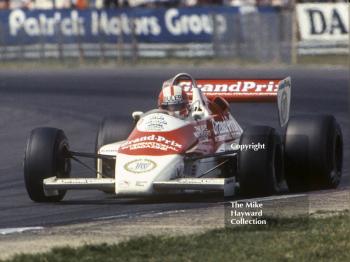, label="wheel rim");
[57,142,71,178]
